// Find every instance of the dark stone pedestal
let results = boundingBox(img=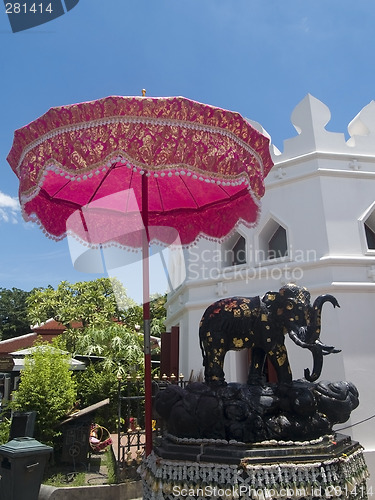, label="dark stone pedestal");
[154,381,360,443]
[140,434,369,499]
